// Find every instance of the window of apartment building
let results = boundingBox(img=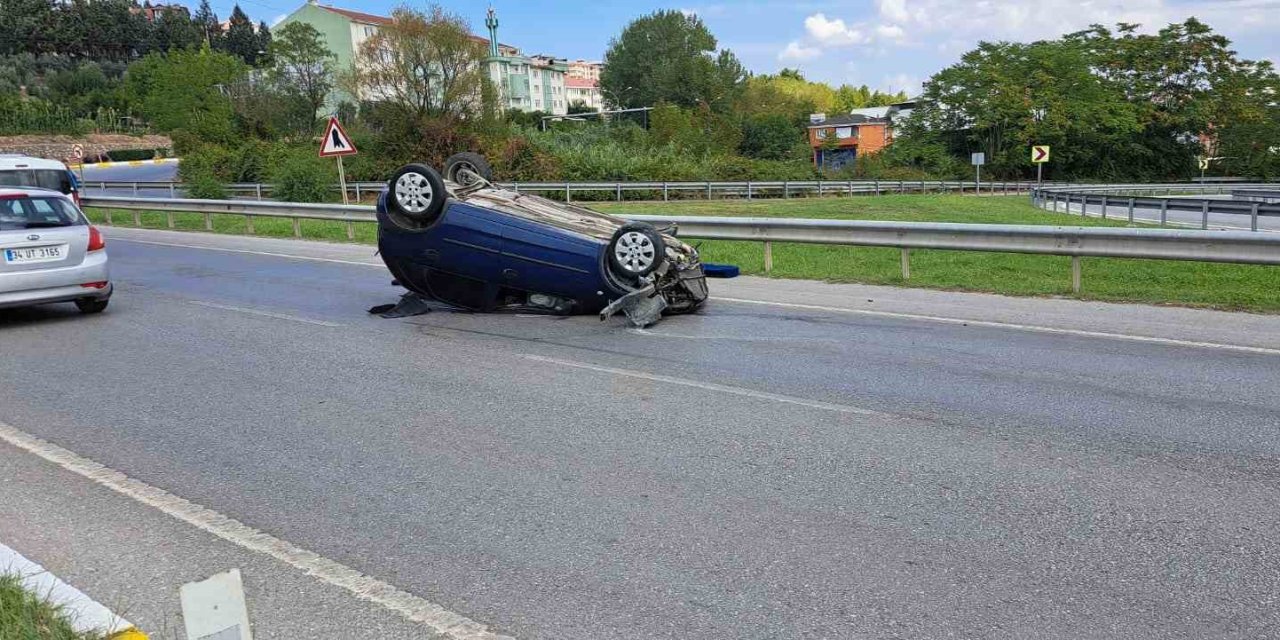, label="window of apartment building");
[364,26,376,37]
[835,126,854,139]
